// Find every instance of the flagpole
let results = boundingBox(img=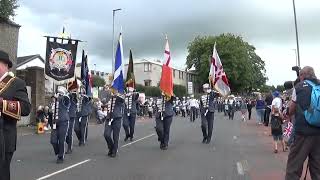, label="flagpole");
[112,8,122,73]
